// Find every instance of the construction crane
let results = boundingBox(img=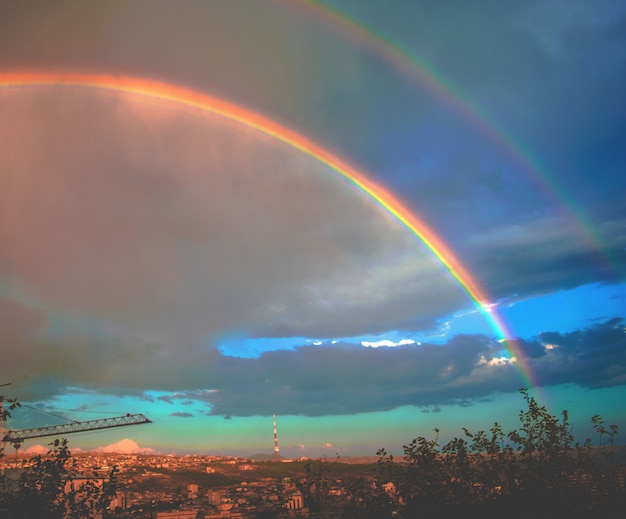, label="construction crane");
[2,413,152,446]
[1,382,151,451]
